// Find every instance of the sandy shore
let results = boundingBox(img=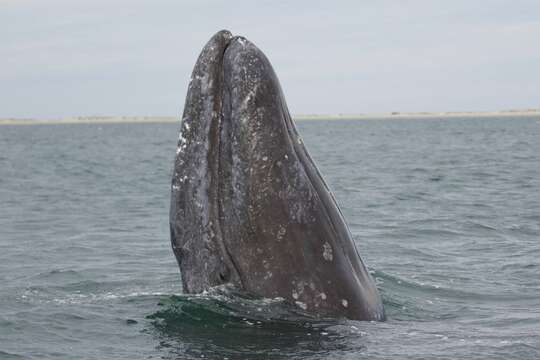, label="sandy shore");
[1,110,539,125]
